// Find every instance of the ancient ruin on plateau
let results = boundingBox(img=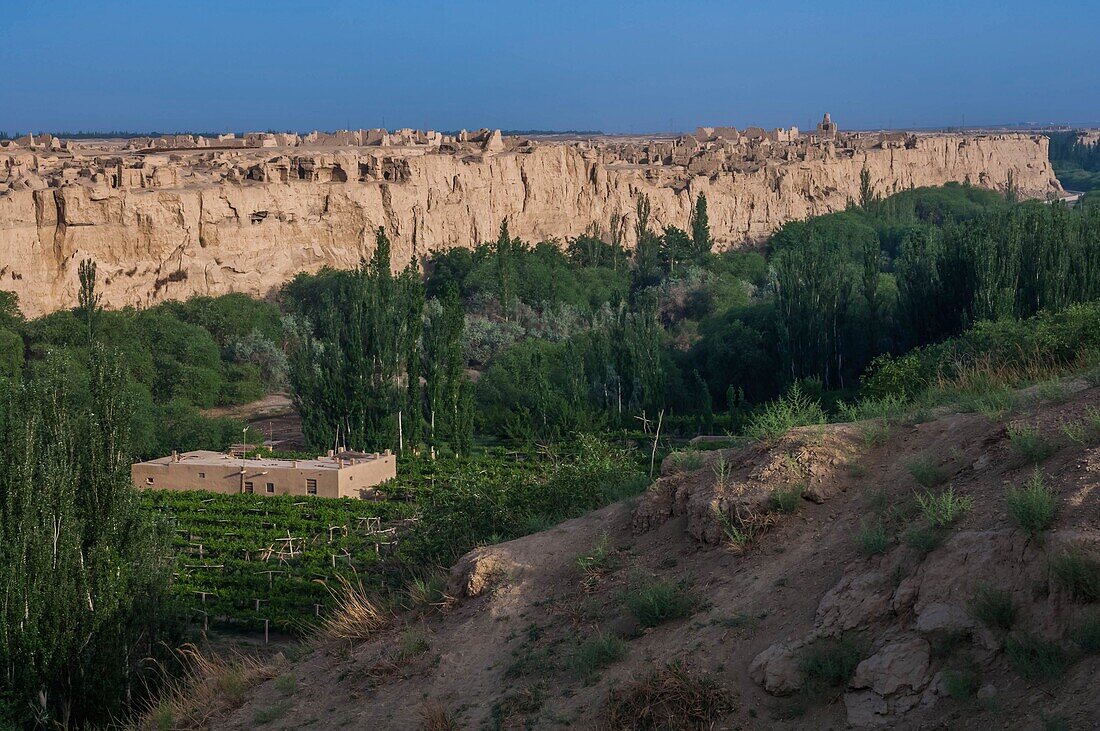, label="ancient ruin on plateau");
[0,115,1063,316]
